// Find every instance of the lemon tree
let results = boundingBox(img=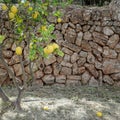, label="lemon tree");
[0,0,72,110]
